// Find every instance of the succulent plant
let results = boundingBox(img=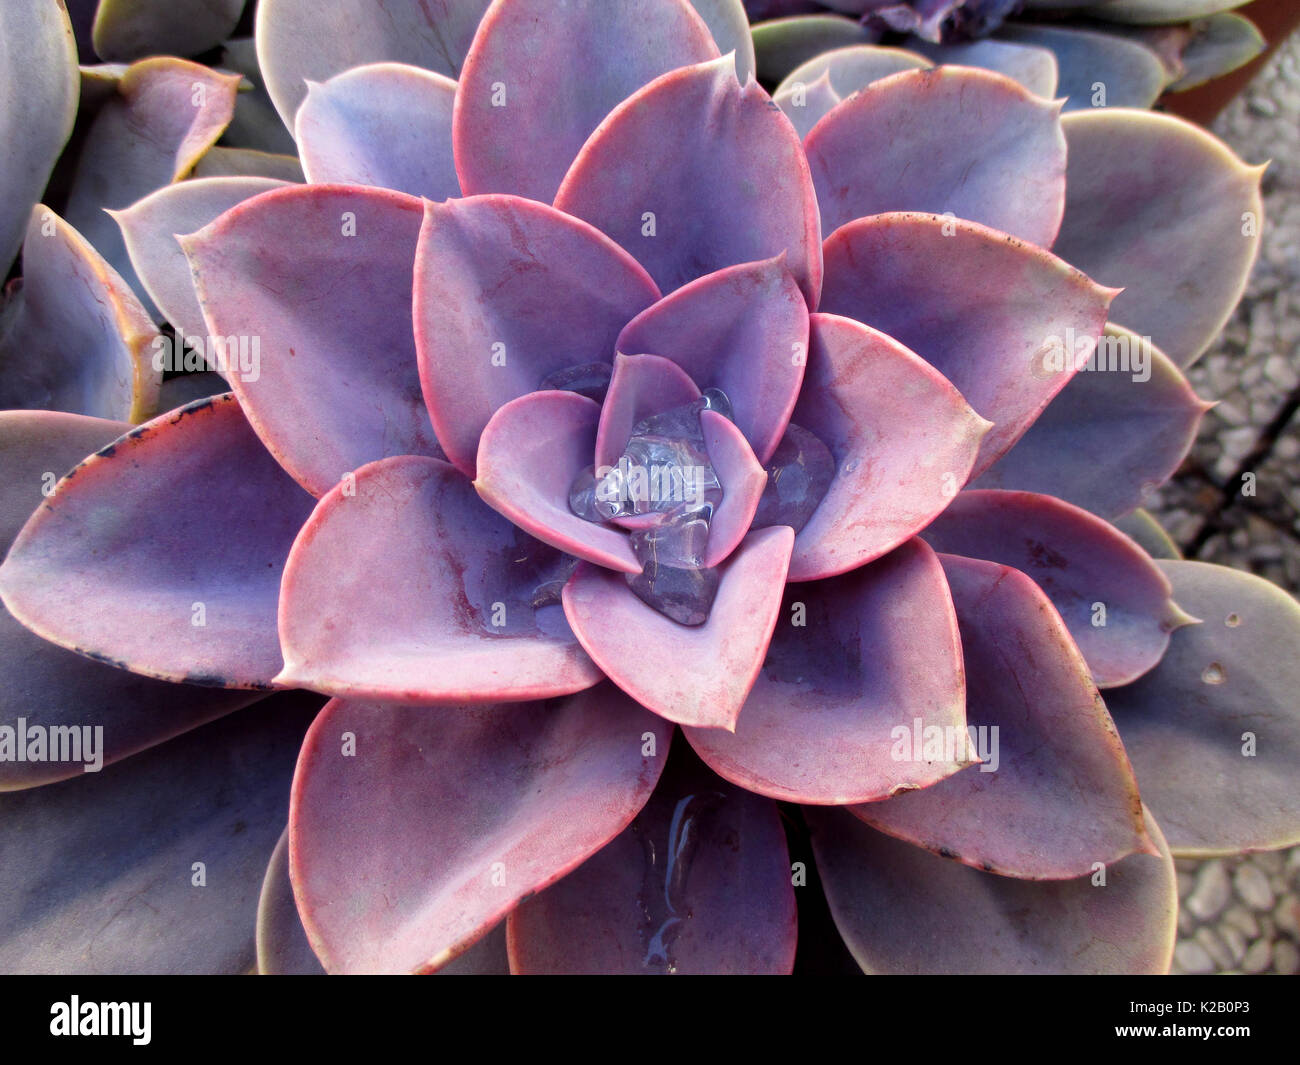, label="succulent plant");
[748,0,1269,112]
[0,0,1297,976]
